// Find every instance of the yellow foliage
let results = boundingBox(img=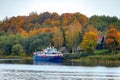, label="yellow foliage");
[52,27,64,49]
[65,22,82,51]
[80,32,98,53]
